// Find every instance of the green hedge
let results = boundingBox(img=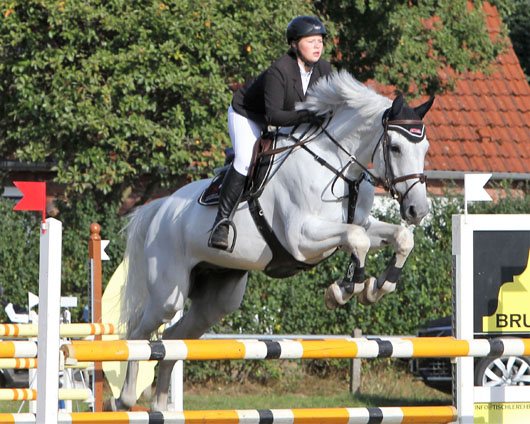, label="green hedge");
[0,192,126,321]
[1,181,528,381]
